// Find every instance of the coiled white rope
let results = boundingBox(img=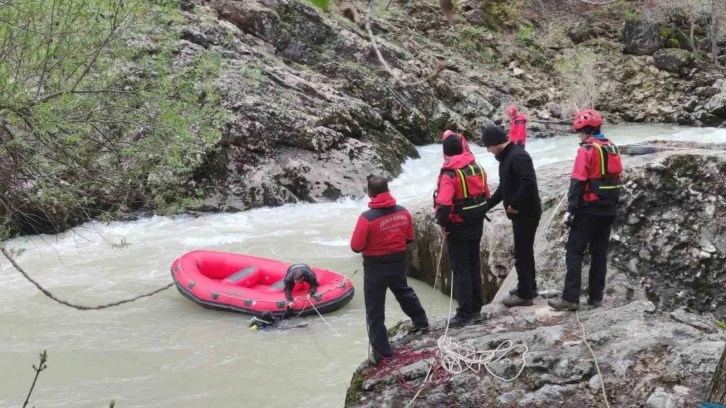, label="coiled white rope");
[437,337,528,380]
[434,234,529,380]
